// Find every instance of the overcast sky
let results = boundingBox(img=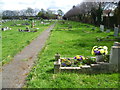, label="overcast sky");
[0,0,119,13]
[0,0,84,13]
